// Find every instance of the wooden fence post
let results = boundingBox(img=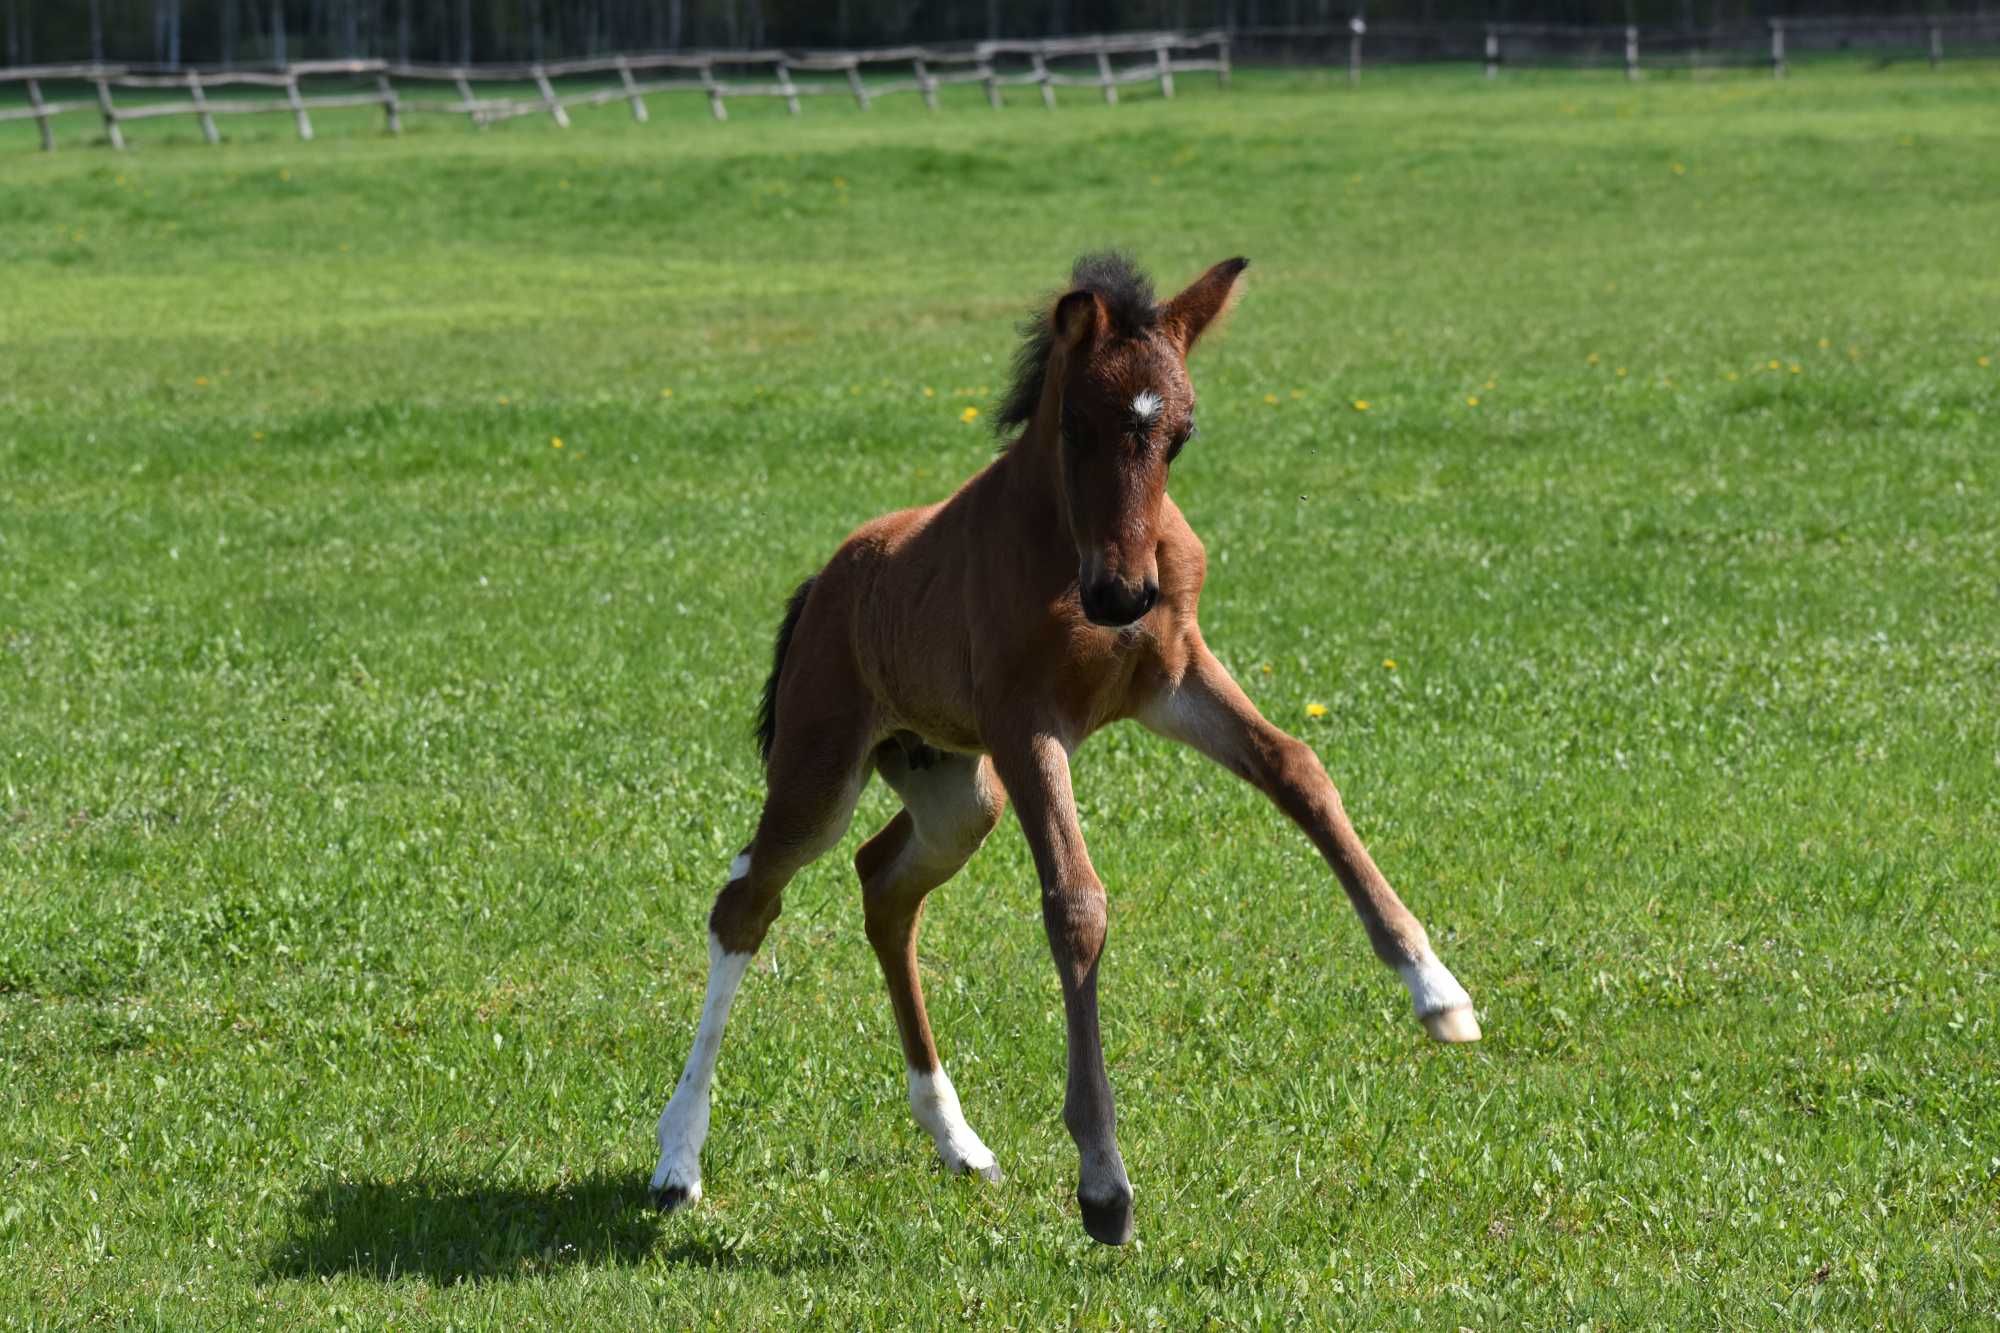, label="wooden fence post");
[377,71,401,133]
[1348,17,1365,87]
[95,73,126,150]
[187,68,220,144]
[982,56,1004,107]
[1928,23,1942,68]
[286,70,315,139]
[531,65,570,127]
[453,70,484,127]
[26,76,55,151]
[914,56,939,110]
[1485,27,1500,79]
[845,59,870,110]
[1217,34,1231,87]
[702,61,727,120]
[616,55,648,121]
[776,60,801,115]
[1770,20,1785,79]
[1095,45,1118,104]
[1625,25,1640,80]
[1032,51,1056,108]
[1154,42,1174,98]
